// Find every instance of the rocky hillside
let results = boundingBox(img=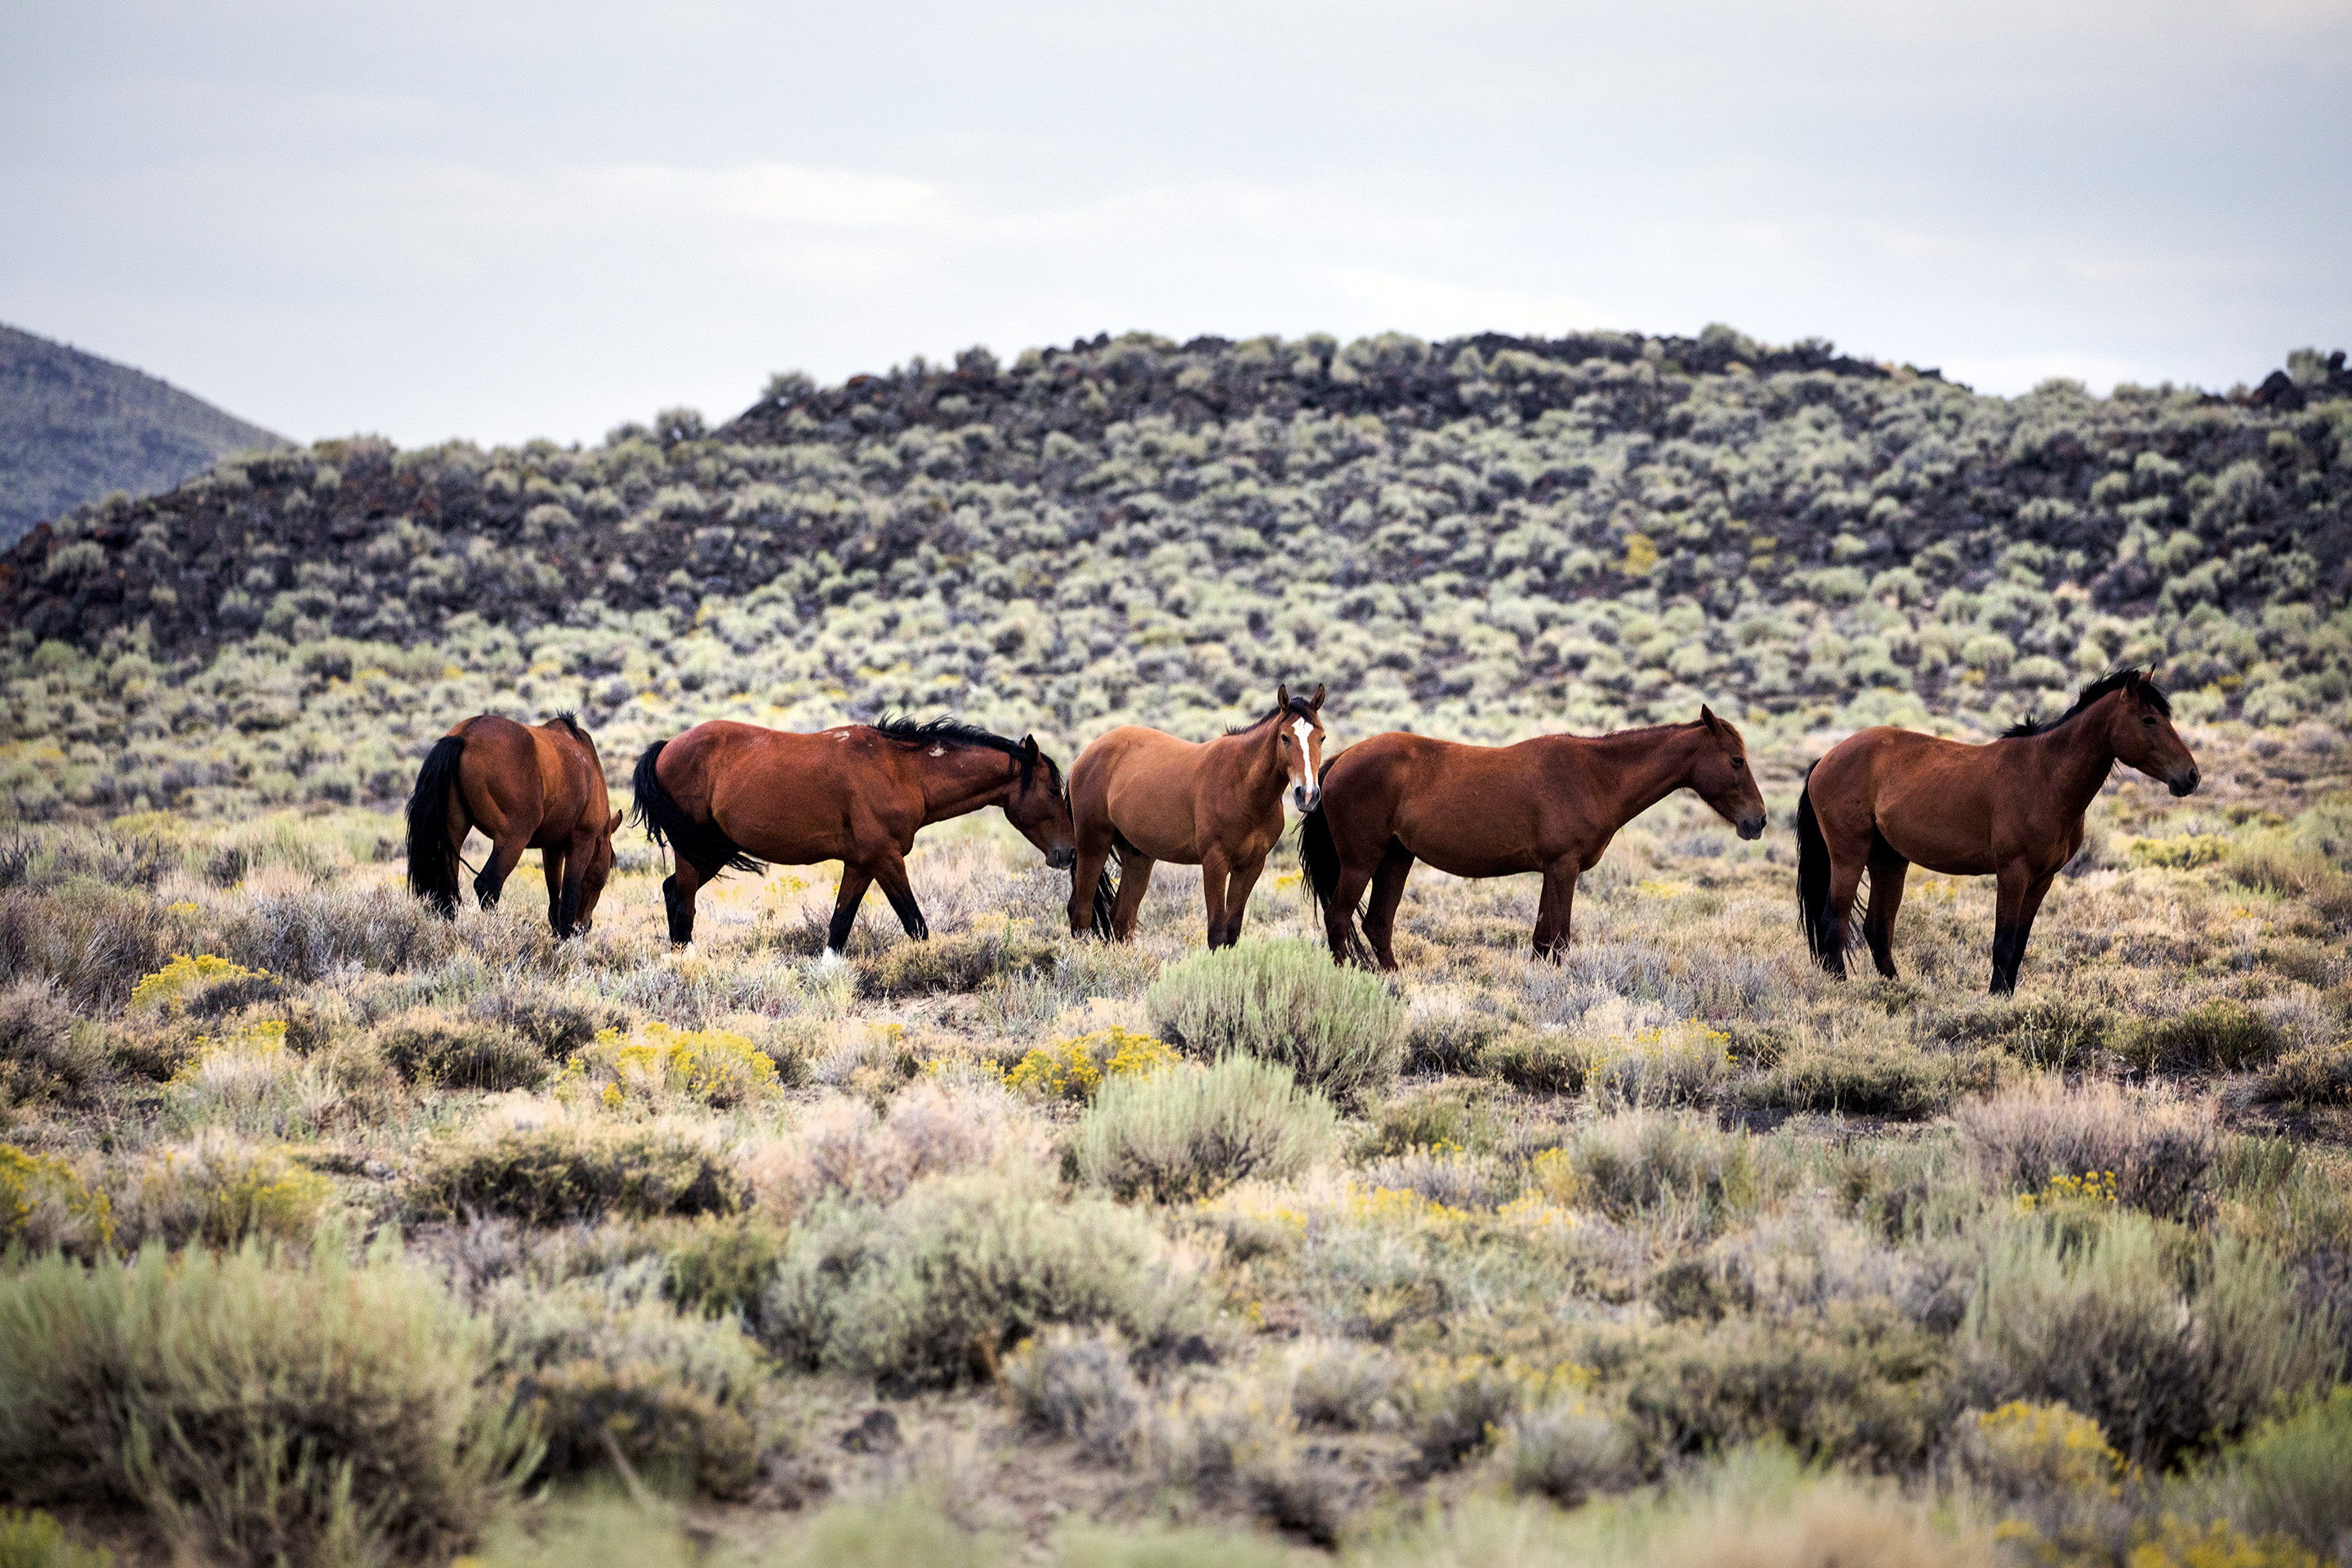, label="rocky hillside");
[0,322,287,547]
